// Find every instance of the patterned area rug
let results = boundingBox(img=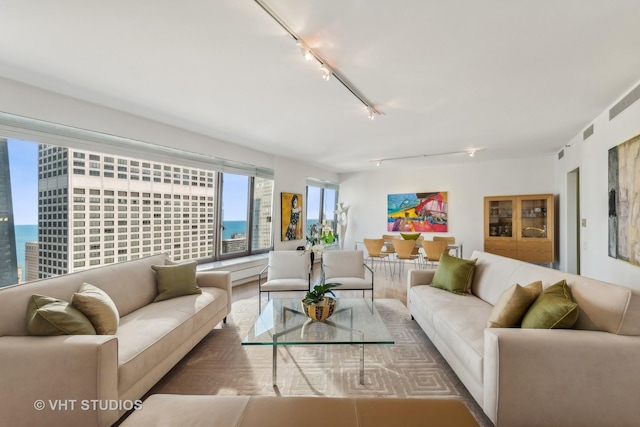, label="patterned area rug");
[149,297,493,427]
